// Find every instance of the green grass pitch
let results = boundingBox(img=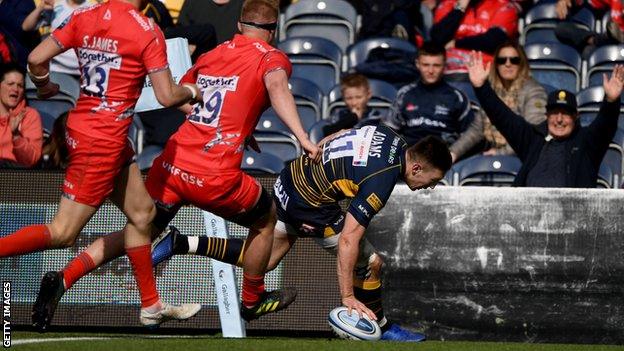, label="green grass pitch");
[8,331,624,351]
